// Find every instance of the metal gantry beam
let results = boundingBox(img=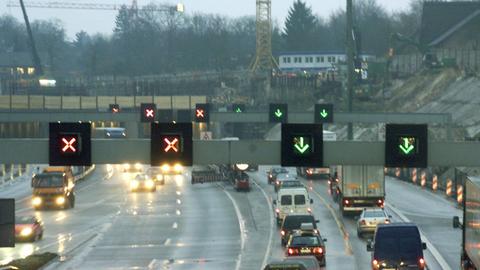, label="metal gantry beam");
[0,139,478,166]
